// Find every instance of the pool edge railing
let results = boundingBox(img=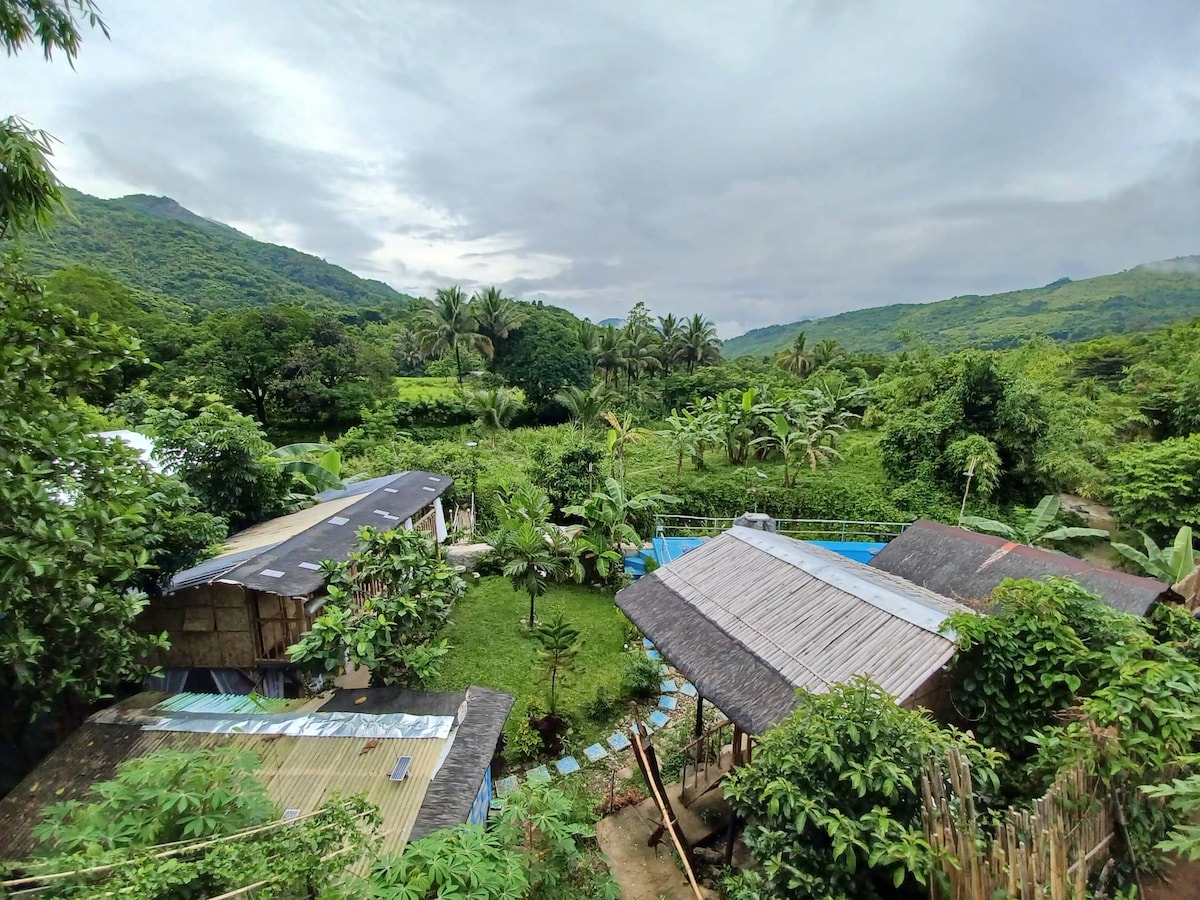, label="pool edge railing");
[653,514,911,542]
